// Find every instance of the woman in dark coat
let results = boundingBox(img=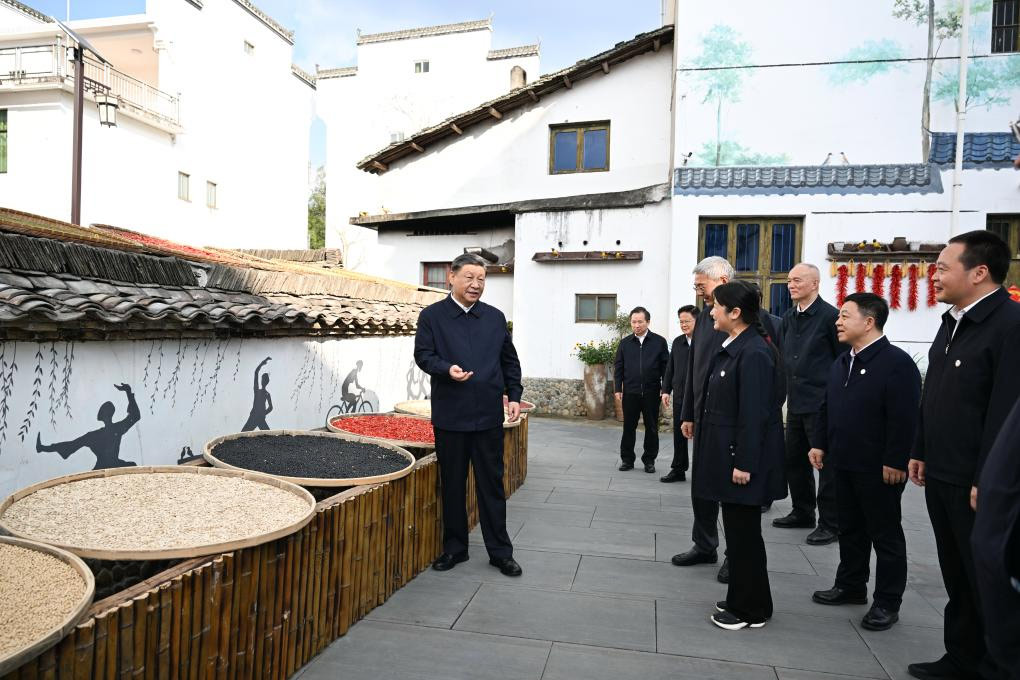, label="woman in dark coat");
[692,281,787,630]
